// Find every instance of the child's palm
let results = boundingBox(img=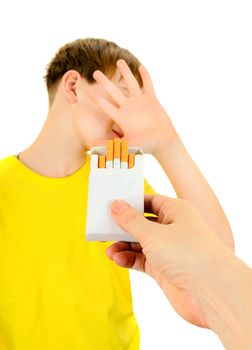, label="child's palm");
[88,60,177,154]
